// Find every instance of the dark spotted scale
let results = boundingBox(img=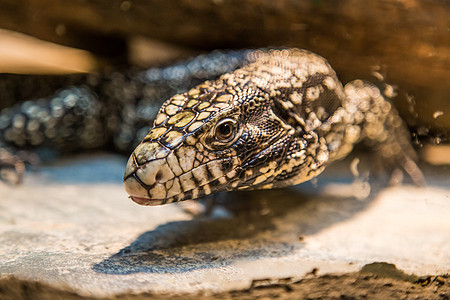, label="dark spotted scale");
[123,49,424,206]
